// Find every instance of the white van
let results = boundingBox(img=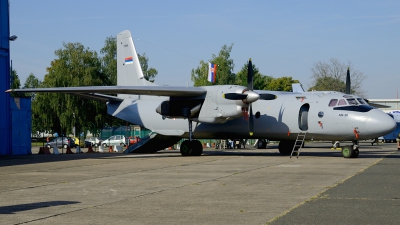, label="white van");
[101,135,126,147]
